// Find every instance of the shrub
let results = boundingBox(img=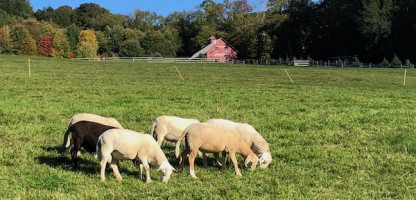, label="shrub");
[405,59,413,67]
[381,57,390,68]
[391,54,402,67]
[352,57,361,67]
[336,59,343,67]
